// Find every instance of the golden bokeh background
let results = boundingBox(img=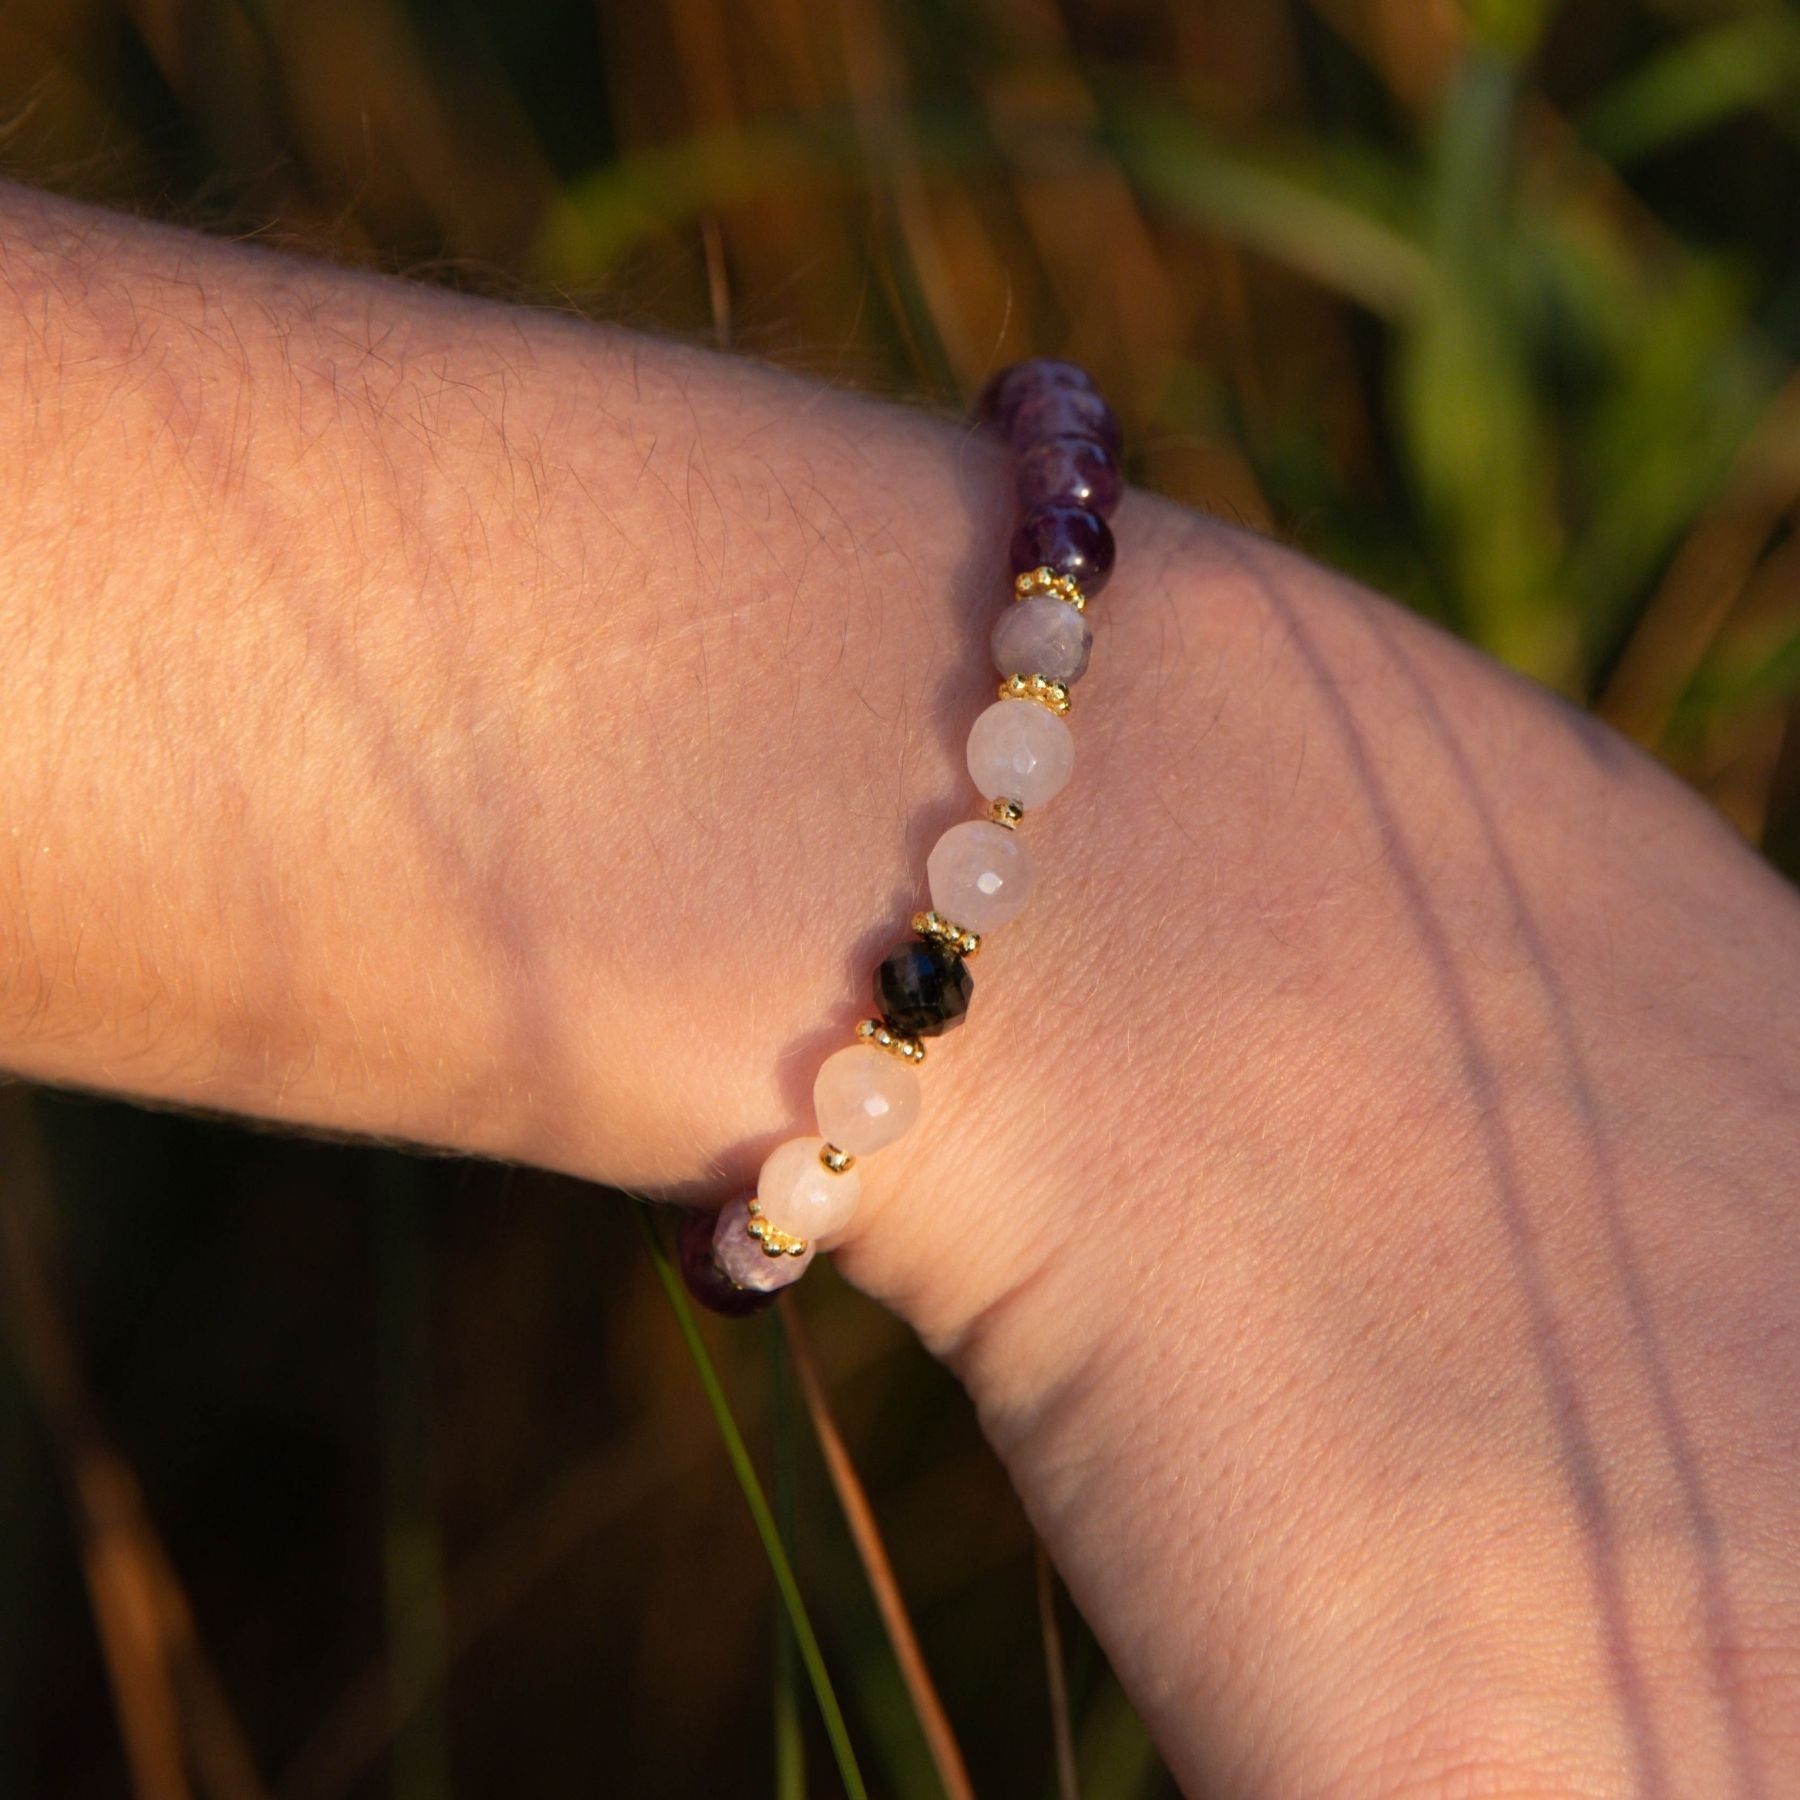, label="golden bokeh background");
[1,2,1796,1795]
